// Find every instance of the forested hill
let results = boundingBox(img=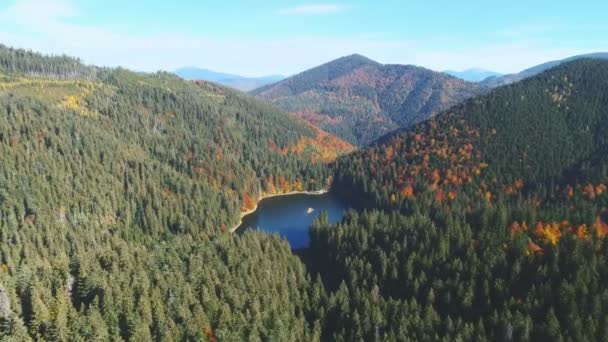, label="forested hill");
[307,58,608,340]
[252,54,483,146]
[0,44,101,80]
[337,58,608,202]
[4,42,608,341]
[0,45,352,340]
